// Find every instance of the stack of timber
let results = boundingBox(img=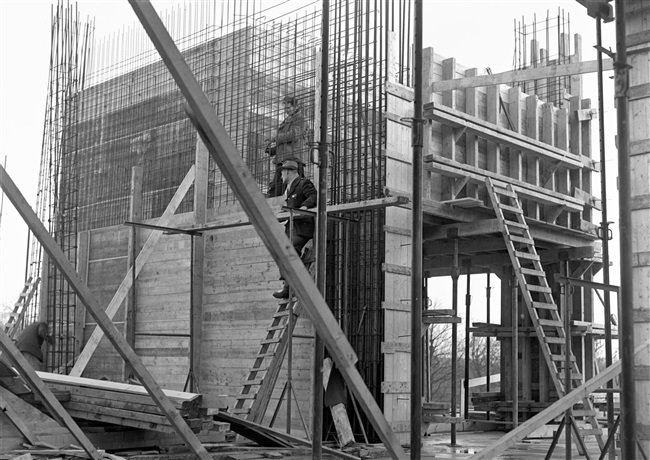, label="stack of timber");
[19,373,229,441]
[422,402,452,423]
